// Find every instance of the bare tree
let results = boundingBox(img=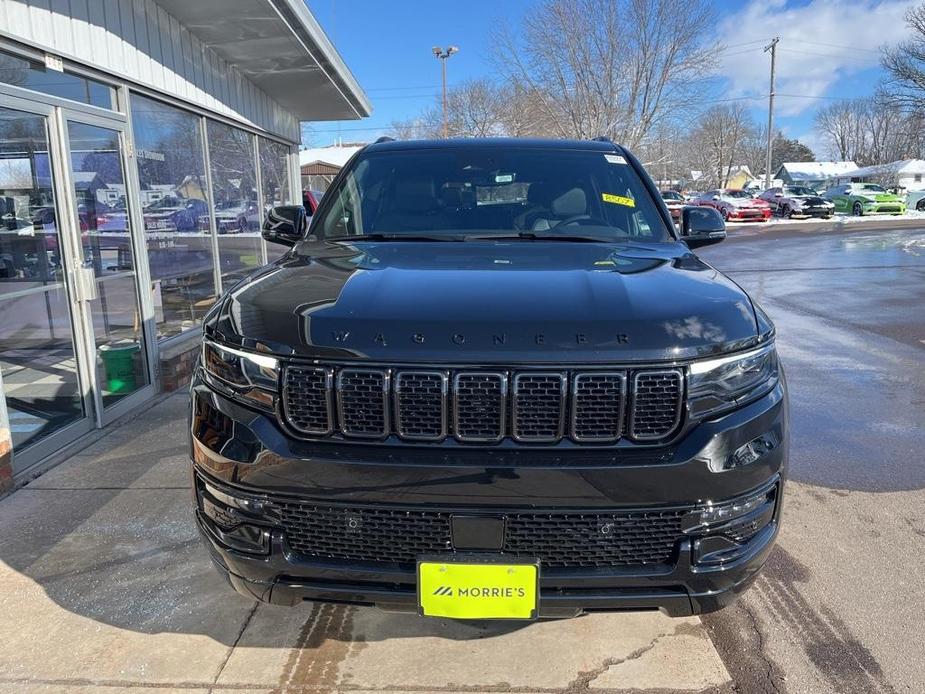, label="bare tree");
[491,0,717,148]
[881,3,925,111]
[814,100,868,161]
[686,104,757,188]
